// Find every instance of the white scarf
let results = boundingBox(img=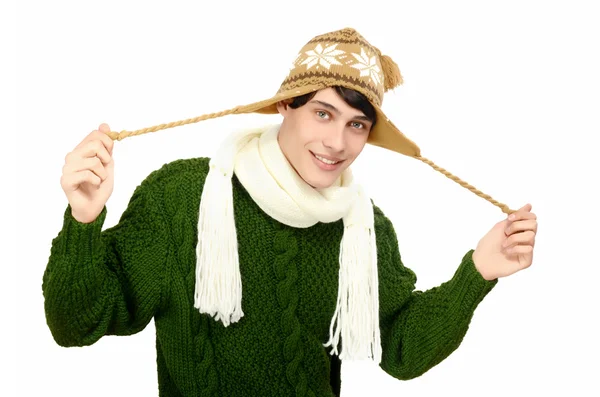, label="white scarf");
[194,123,382,363]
